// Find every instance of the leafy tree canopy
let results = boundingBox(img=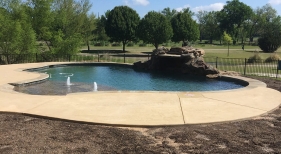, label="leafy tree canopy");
[0,1,36,64]
[240,4,277,43]
[171,12,199,43]
[181,8,195,16]
[105,6,140,52]
[258,16,281,52]
[138,11,173,49]
[218,0,253,37]
[94,12,110,42]
[160,7,177,21]
[222,31,233,44]
[0,0,95,61]
[197,11,221,43]
[222,31,233,56]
